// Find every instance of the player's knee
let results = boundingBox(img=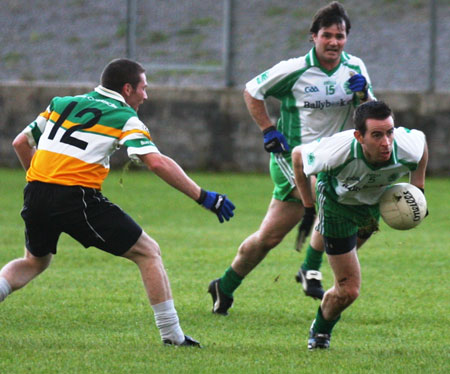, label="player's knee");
[339,284,360,306]
[346,285,360,303]
[258,231,284,250]
[26,253,52,273]
[142,240,162,261]
[126,232,161,262]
